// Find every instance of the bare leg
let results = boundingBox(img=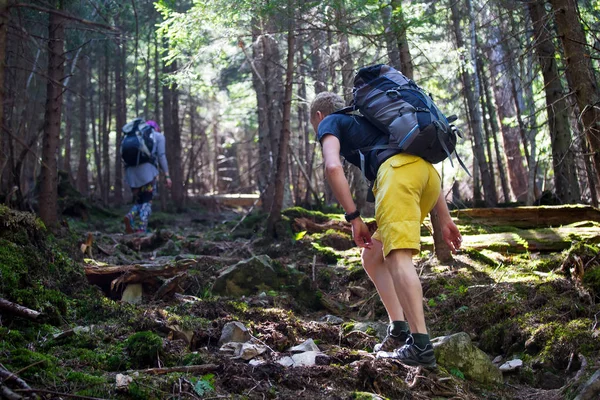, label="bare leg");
[384,249,427,334]
[362,239,405,322]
